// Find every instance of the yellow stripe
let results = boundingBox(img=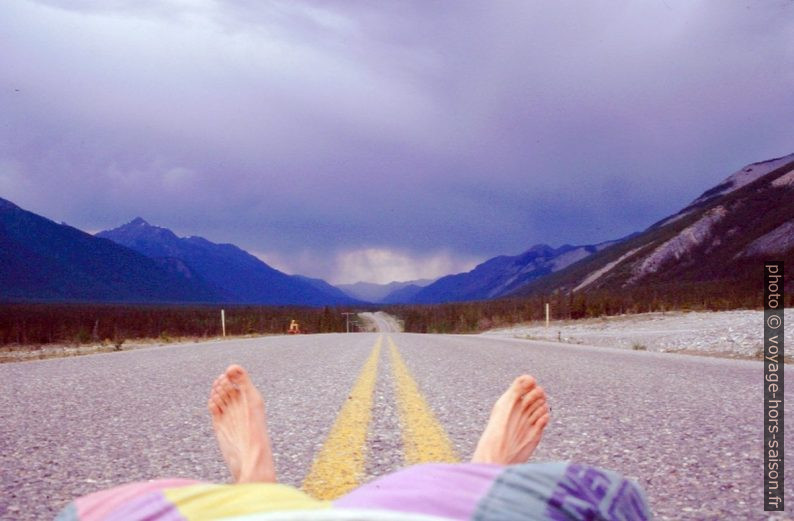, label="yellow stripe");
[301,336,381,499]
[387,336,459,465]
[166,483,328,520]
